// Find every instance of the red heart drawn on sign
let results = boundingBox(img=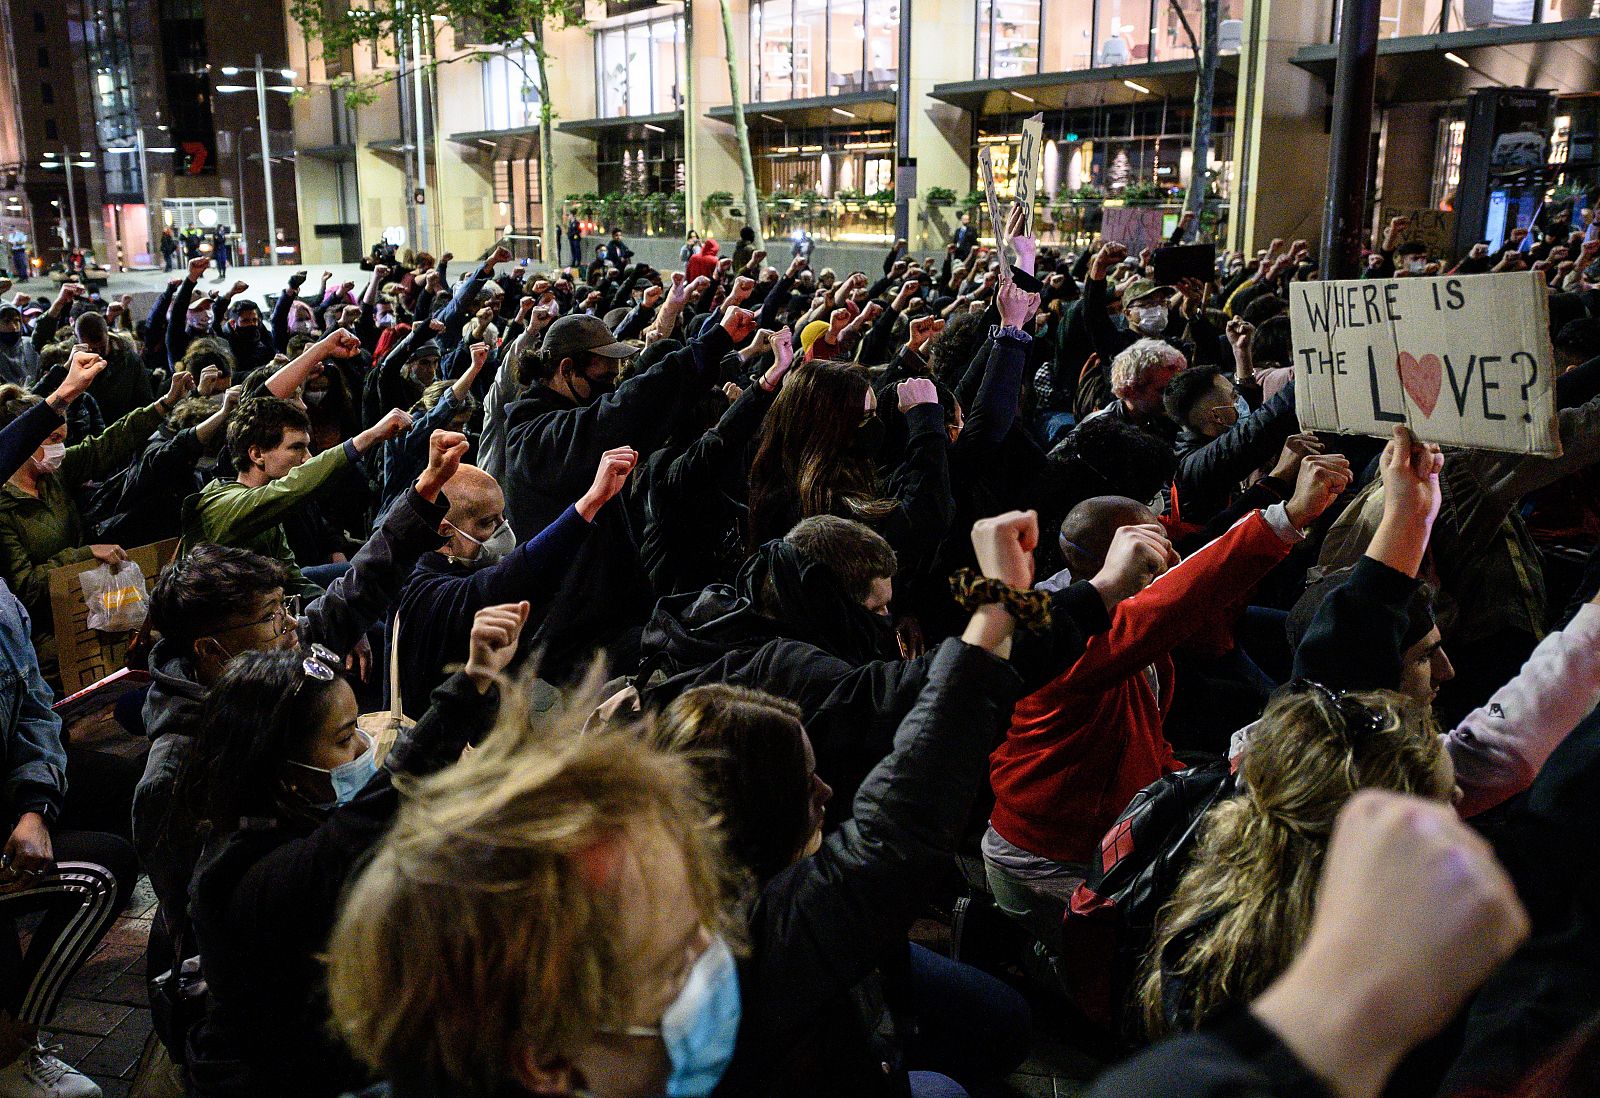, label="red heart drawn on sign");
[1397,351,1443,418]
